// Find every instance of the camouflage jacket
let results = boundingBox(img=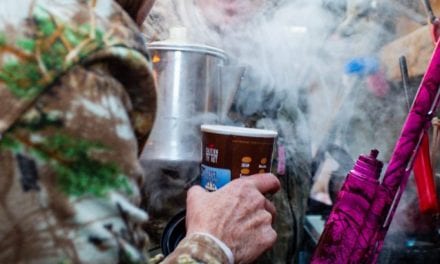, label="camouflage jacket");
[0,1,226,263]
